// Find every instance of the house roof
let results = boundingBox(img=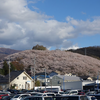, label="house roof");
[0,75,8,83]
[5,70,24,82]
[0,74,5,77]
[48,71,58,77]
[0,70,33,83]
[79,76,90,80]
[0,70,33,84]
[35,72,48,75]
[55,75,81,82]
[32,75,50,79]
